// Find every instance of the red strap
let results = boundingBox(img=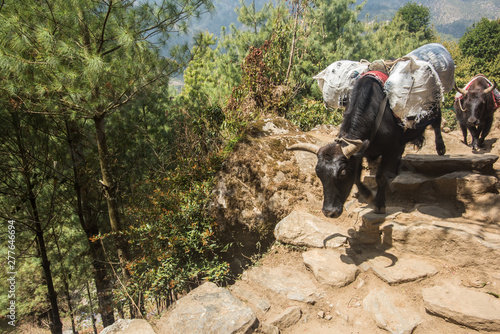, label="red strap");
[362,71,389,84]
